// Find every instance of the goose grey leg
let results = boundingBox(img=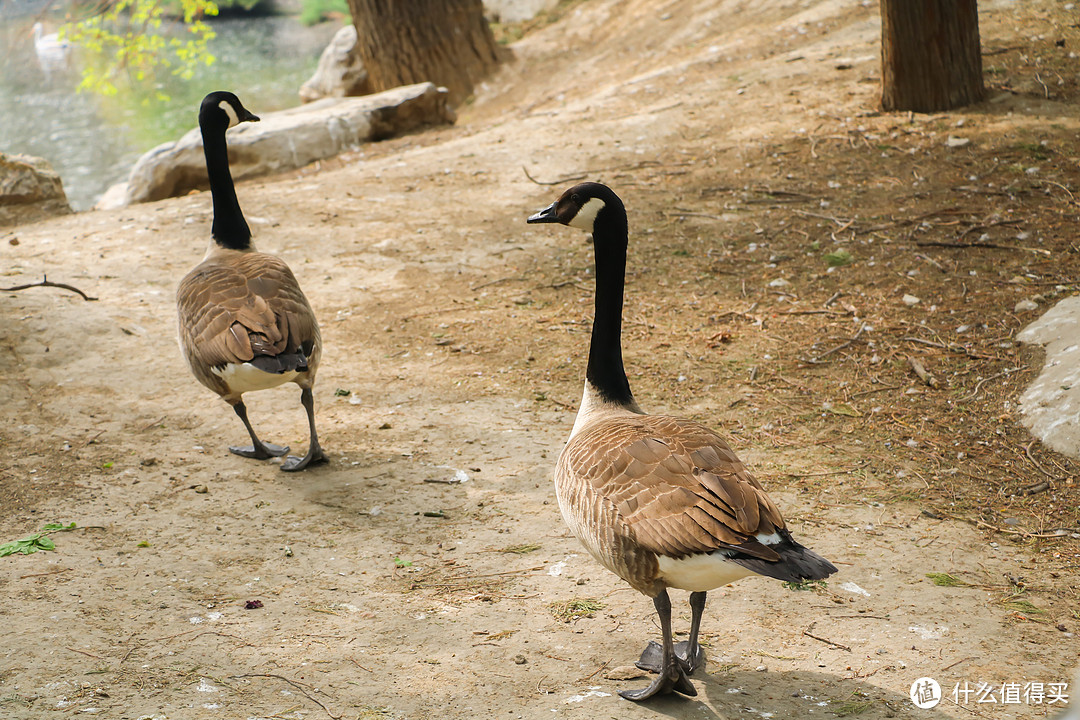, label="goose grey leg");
[620,590,696,701]
[682,591,707,674]
[229,401,289,459]
[281,388,328,472]
[635,591,707,675]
